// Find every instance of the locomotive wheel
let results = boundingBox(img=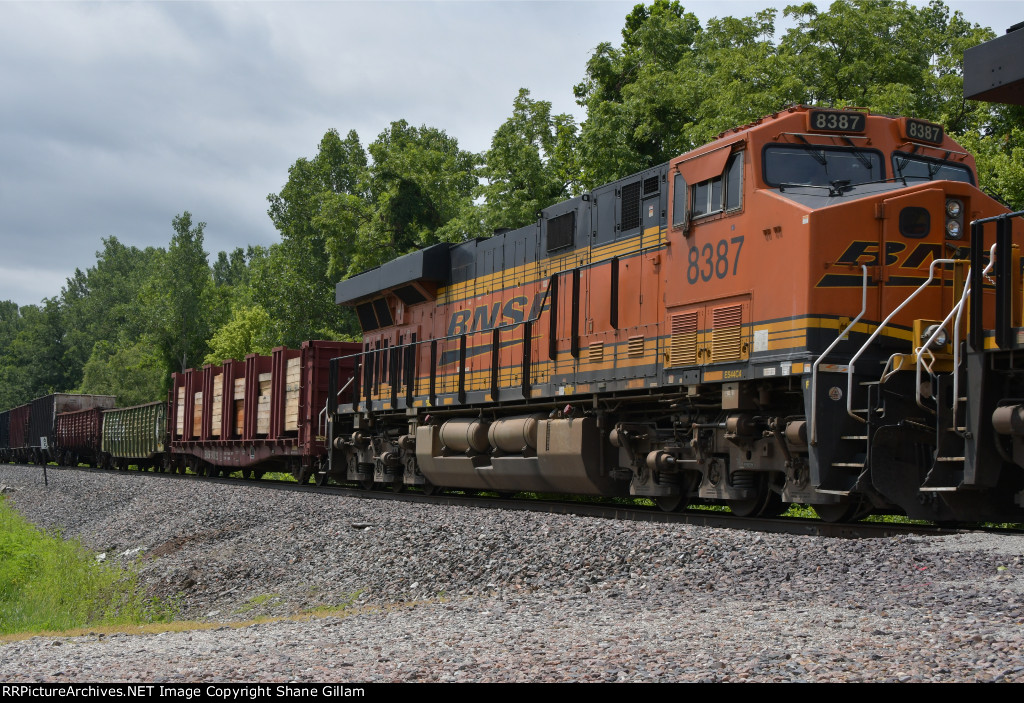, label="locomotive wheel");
[812,500,868,524]
[726,483,774,517]
[656,494,686,512]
